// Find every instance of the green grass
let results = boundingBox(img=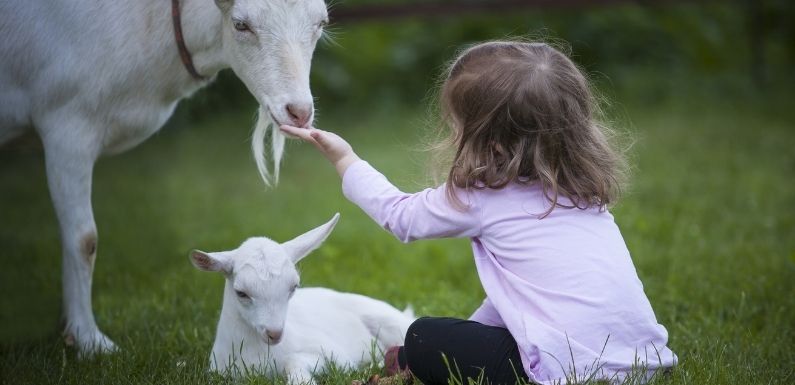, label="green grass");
[1,93,793,384]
